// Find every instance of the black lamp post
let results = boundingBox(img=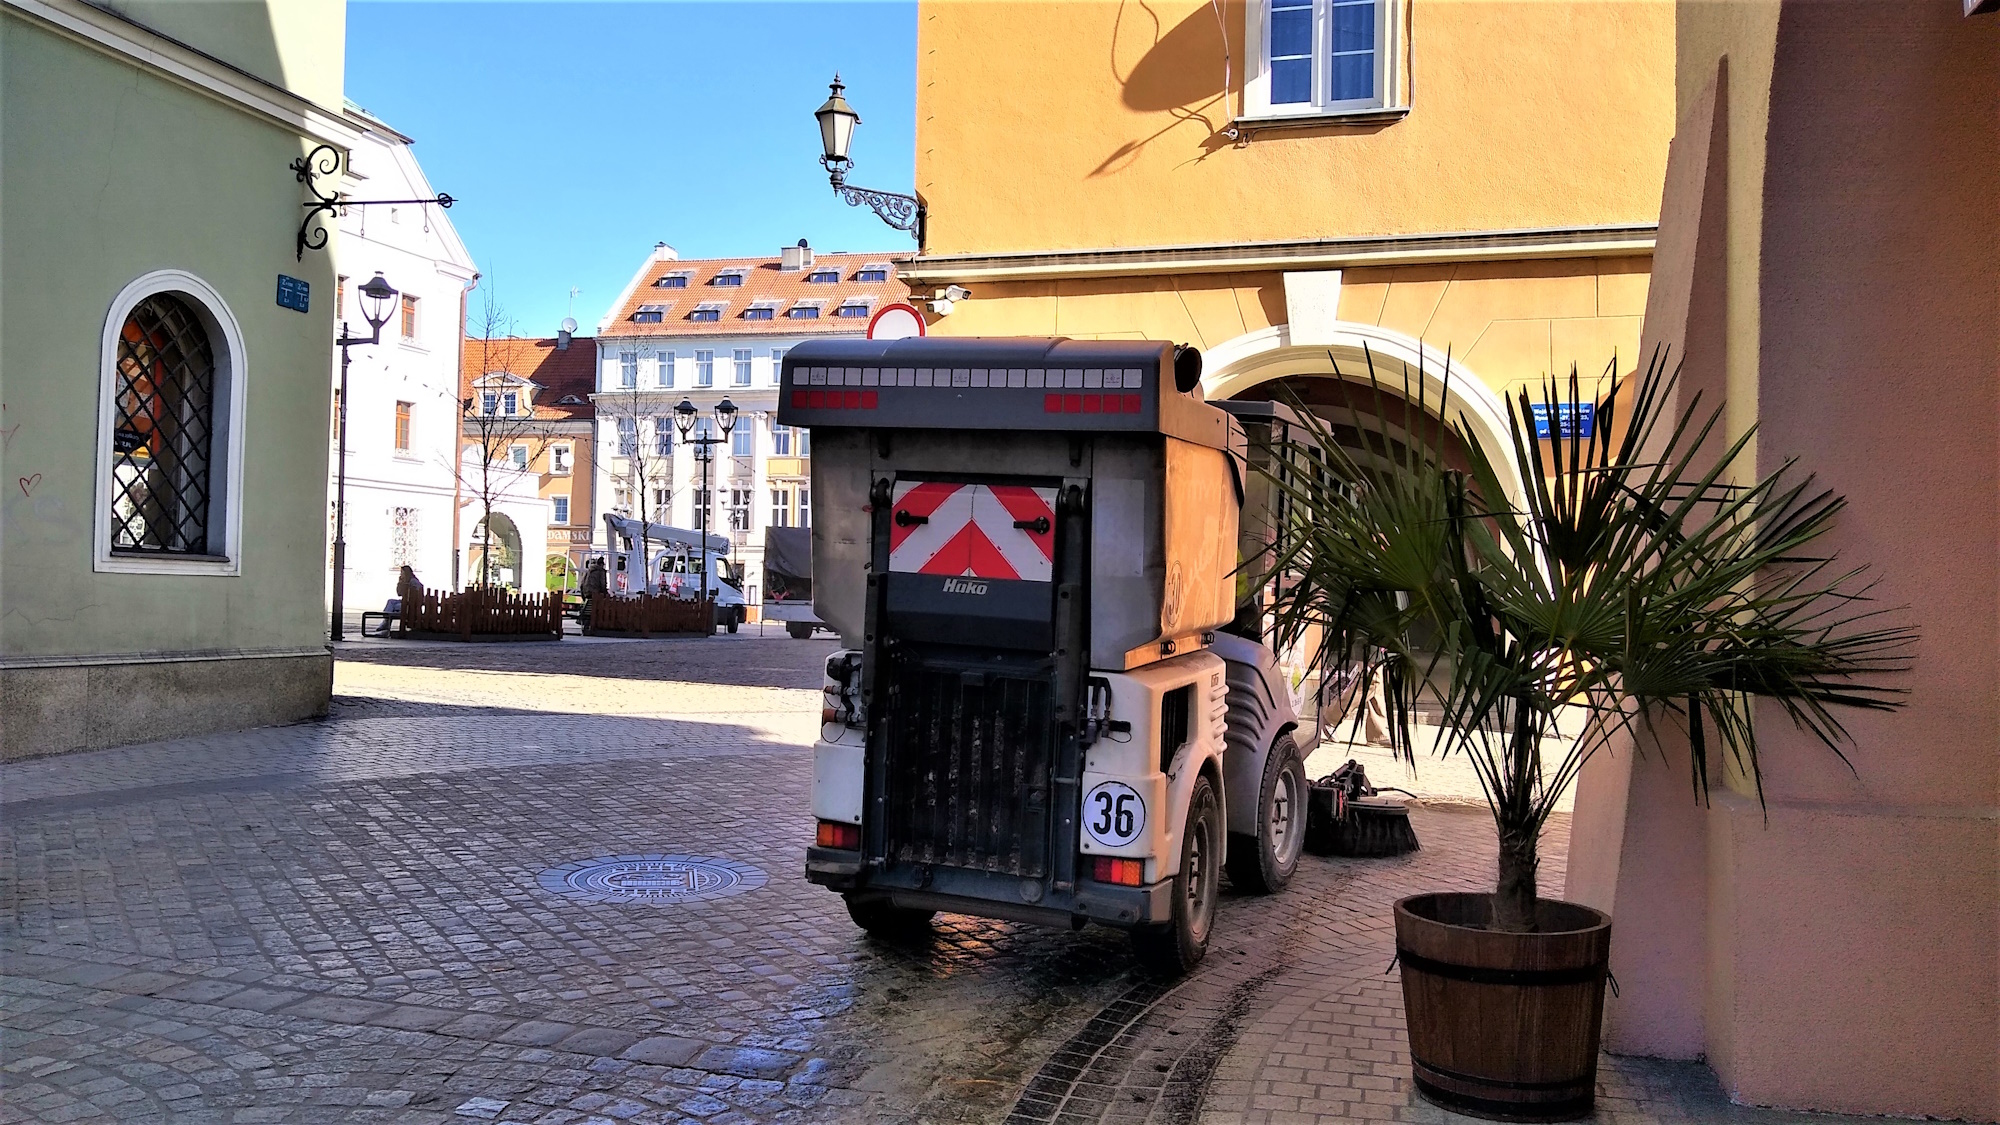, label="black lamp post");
[815,75,924,243]
[330,272,398,642]
[674,396,737,612]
